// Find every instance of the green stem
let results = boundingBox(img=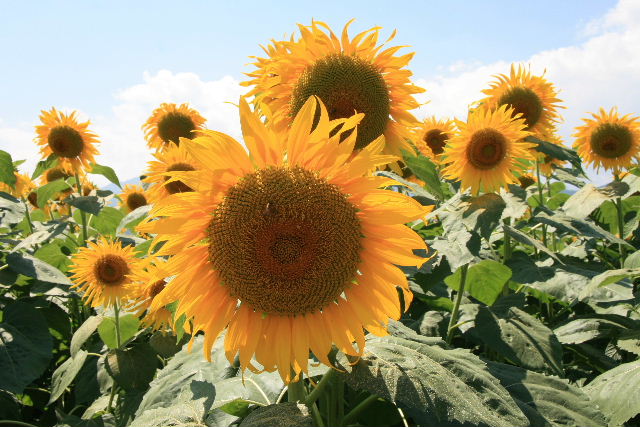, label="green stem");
[336,375,345,426]
[305,368,337,406]
[310,402,325,427]
[503,218,512,263]
[0,421,40,427]
[74,172,88,246]
[342,395,379,426]
[21,197,34,234]
[107,383,118,414]
[616,196,626,267]
[114,301,122,348]
[0,264,8,272]
[446,264,469,345]
[287,373,306,403]
[535,161,548,247]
